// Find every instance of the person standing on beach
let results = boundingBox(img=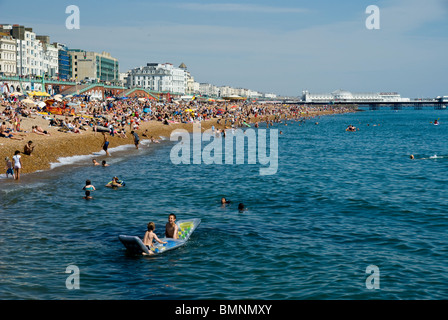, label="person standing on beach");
[102,132,110,156]
[12,150,22,180]
[131,130,140,149]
